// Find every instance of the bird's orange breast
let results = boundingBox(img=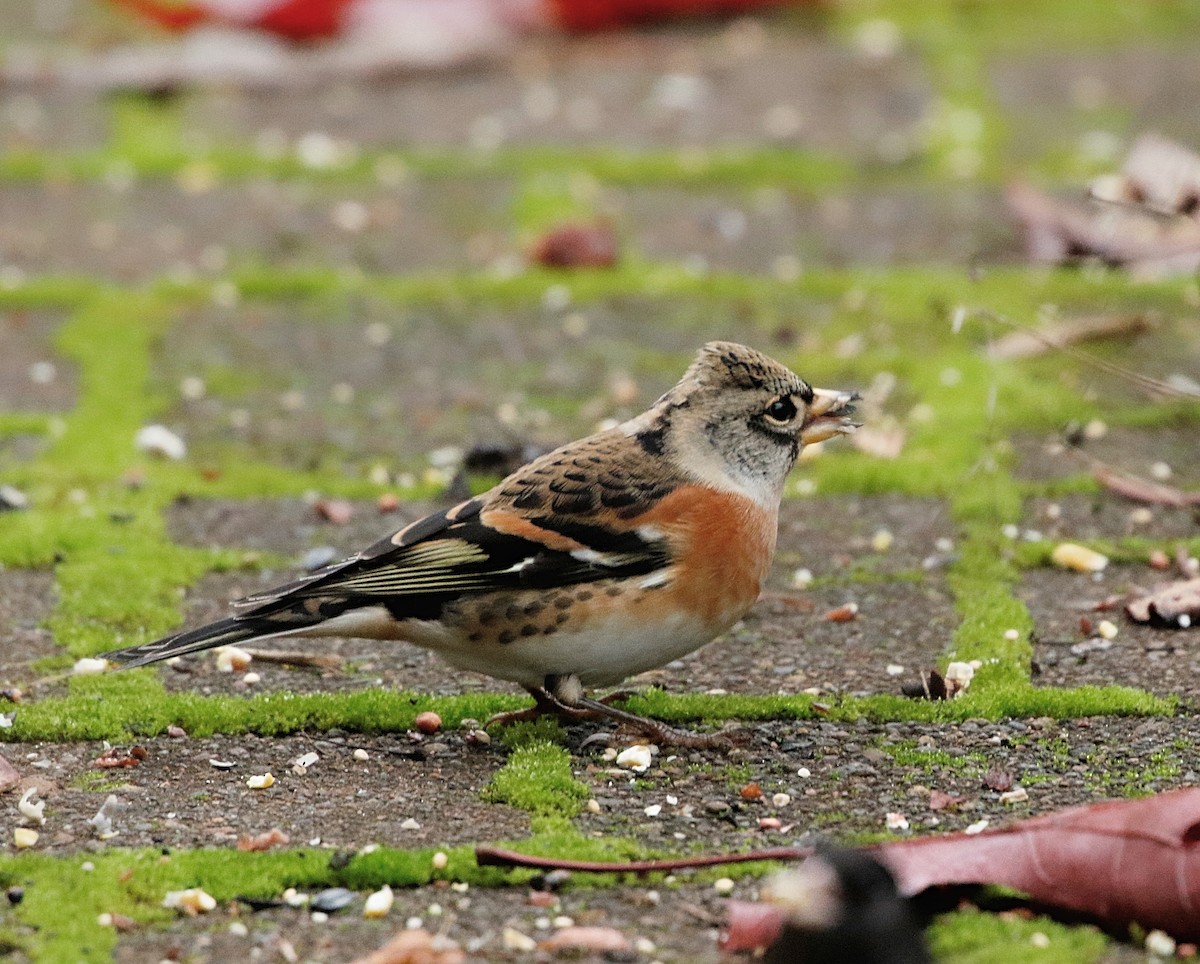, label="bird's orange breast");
[636,484,778,629]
